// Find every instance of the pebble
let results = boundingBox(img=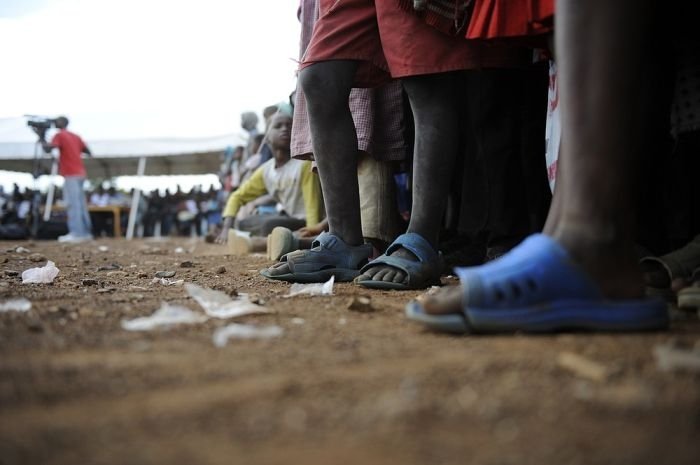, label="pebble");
[97,287,117,293]
[28,253,46,262]
[155,270,176,278]
[26,320,44,332]
[106,271,128,278]
[4,270,19,277]
[0,257,8,263]
[82,279,99,286]
[78,307,93,317]
[98,263,121,271]
[179,261,194,268]
[654,340,700,373]
[557,352,612,382]
[215,266,226,274]
[347,295,374,312]
[573,380,655,410]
